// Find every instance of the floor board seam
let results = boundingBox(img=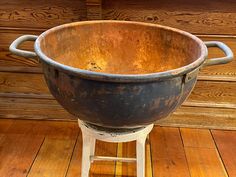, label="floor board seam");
[179,128,192,177]
[64,133,79,177]
[115,143,123,176]
[181,146,215,149]
[26,136,45,177]
[113,143,118,177]
[148,135,154,177]
[210,130,230,177]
